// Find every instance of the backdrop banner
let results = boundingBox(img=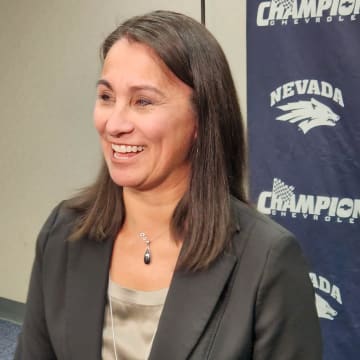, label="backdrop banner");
[246,1,360,359]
